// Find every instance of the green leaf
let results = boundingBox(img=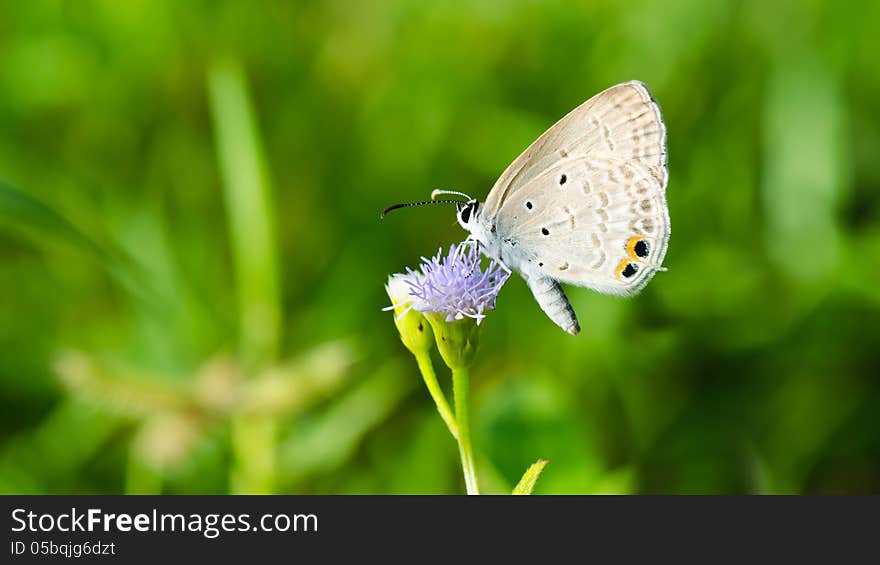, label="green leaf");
[512,459,549,495]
